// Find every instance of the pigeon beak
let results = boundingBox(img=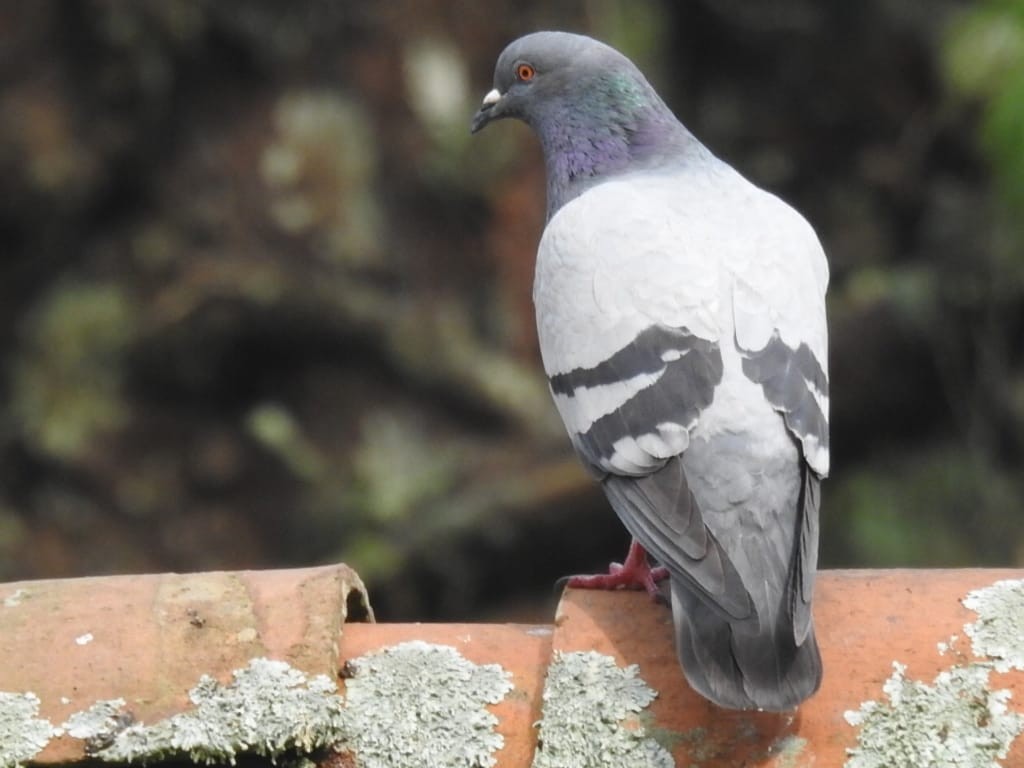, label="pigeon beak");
[470,88,503,134]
